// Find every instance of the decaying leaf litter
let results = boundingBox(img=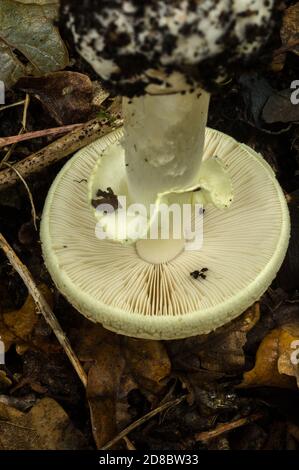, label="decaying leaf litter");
[1,0,299,451]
